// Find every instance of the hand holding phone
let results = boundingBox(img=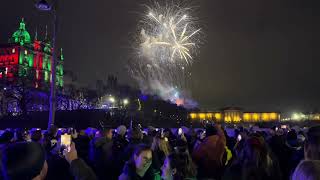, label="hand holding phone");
[64,142,78,164]
[200,131,206,140]
[178,128,183,136]
[61,133,71,152]
[237,134,242,141]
